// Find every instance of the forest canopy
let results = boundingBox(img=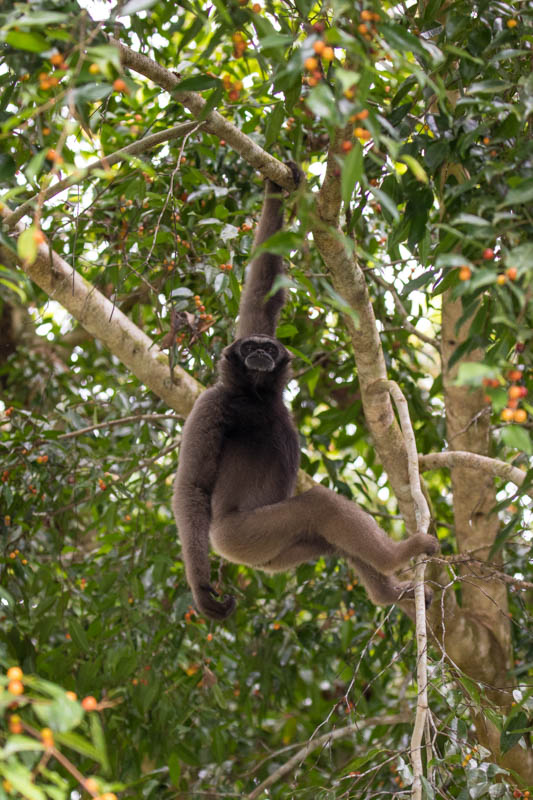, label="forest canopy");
[0,0,532,799]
